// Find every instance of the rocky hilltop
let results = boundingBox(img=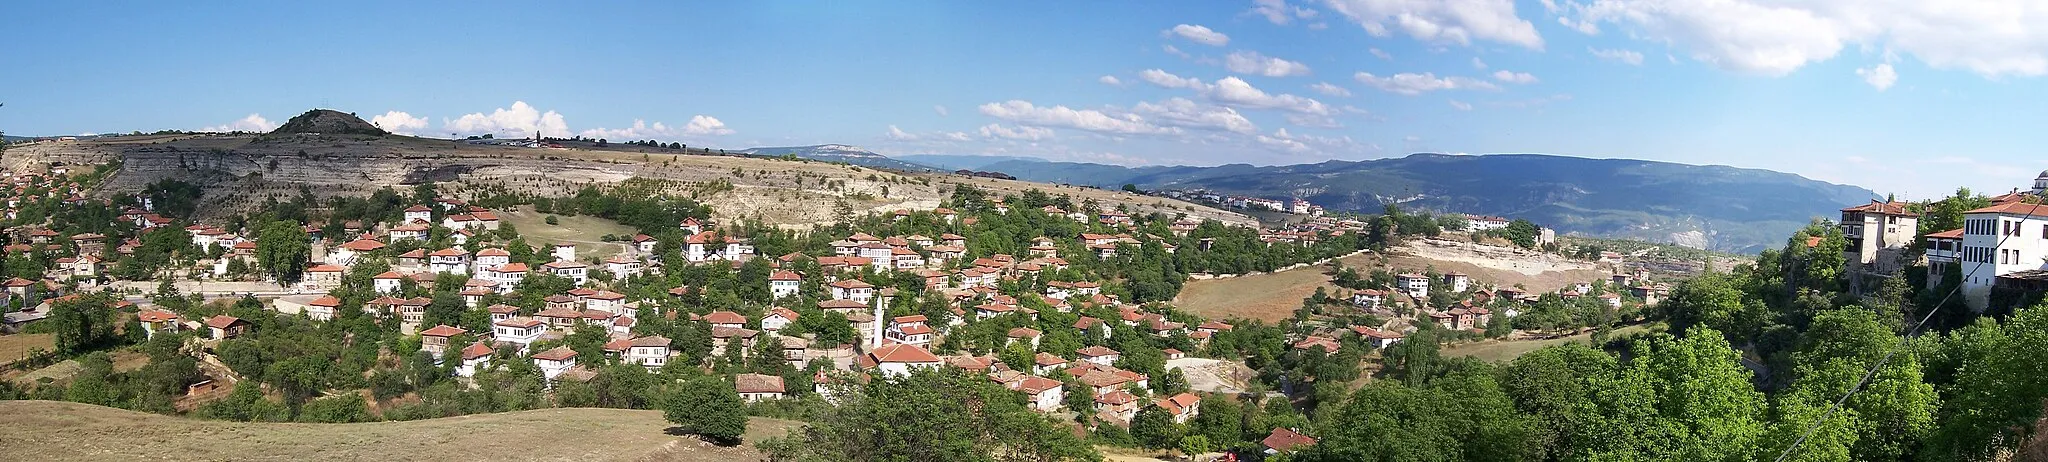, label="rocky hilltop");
[268,109,388,136]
